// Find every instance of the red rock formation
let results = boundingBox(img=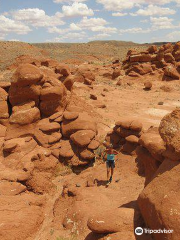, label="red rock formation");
[122,42,180,81]
[0,58,99,240]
